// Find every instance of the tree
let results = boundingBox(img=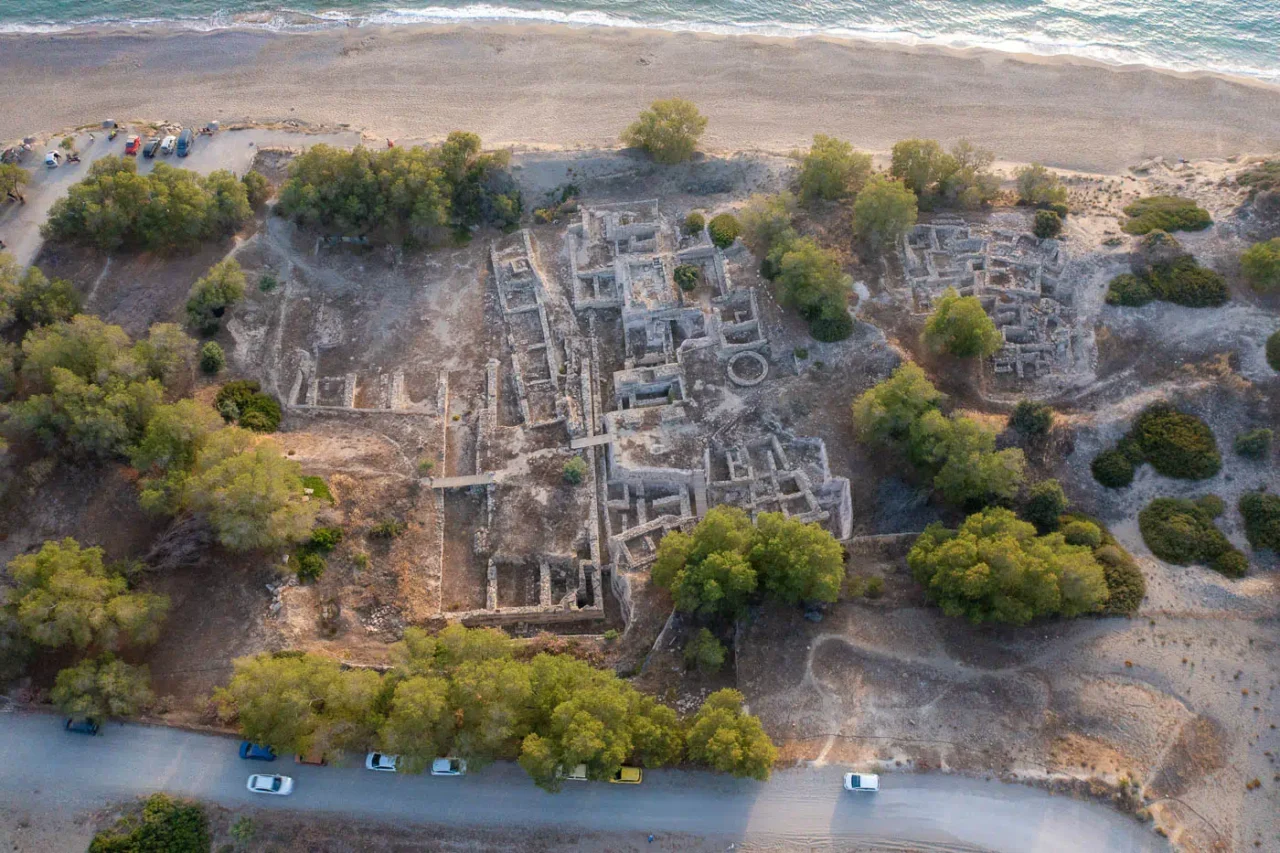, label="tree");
[1009,401,1054,437]
[851,362,943,447]
[182,428,317,551]
[908,507,1109,625]
[1015,163,1068,207]
[562,455,588,485]
[0,163,29,198]
[771,237,851,321]
[707,213,741,249]
[51,654,153,719]
[685,689,776,780]
[749,512,844,606]
[1023,479,1068,532]
[135,322,197,387]
[674,264,700,291]
[130,399,225,476]
[942,140,1000,209]
[652,506,757,619]
[1241,237,1280,293]
[242,170,271,210]
[684,628,726,673]
[738,192,797,256]
[0,253,20,329]
[797,135,871,203]
[186,258,246,335]
[19,314,135,389]
[450,656,534,764]
[1033,210,1063,239]
[683,211,705,235]
[377,675,454,772]
[199,340,226,374]
[922,287,1002,358]
[621,99,707,165]
[851,175,918,252]
[925,415,1026,507]
[890,139,954,206]
[10,265,80,327]
[6,537,168,650]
